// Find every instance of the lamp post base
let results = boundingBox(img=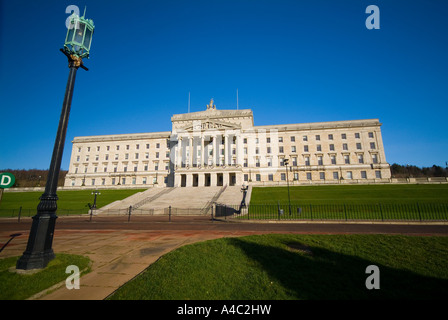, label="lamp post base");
[16,213,57,270]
